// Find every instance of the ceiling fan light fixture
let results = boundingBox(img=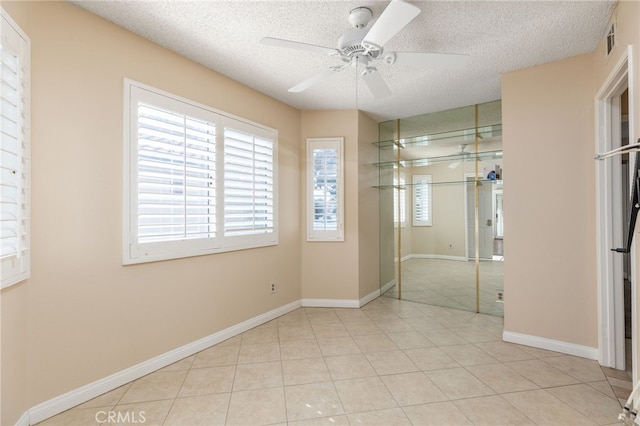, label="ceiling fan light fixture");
[261,0,469,97]
[382,52,396,65]
[348,7,373,29]
[361,65,377,76]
